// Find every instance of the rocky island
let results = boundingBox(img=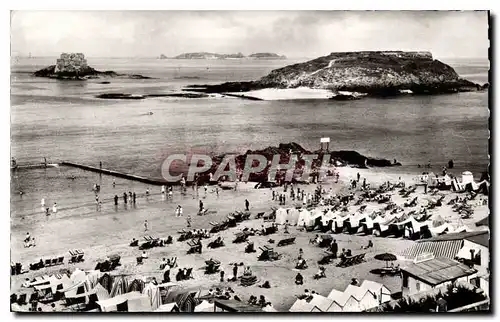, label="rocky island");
[185,51,488,99]
[174,52,245,59]
[33,53,152,80]
[248,52,287,60]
